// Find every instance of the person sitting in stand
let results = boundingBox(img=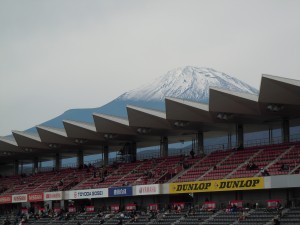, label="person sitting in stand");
[3,217,11,225]
[260,168,270,176]
[238,210,246,222]
[237,143,244,150]
[273,218,280,225]
[190,149,195,159]
[279,163,289,171]
[99,176,105,183]
[59,179,64,186]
